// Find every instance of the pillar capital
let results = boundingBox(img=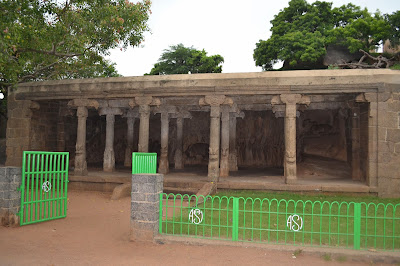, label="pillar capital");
[199,95,233,107]
[76,106,88,118]
[275,94,311,105]
[68,99,99,109]
[135,96,161,107]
